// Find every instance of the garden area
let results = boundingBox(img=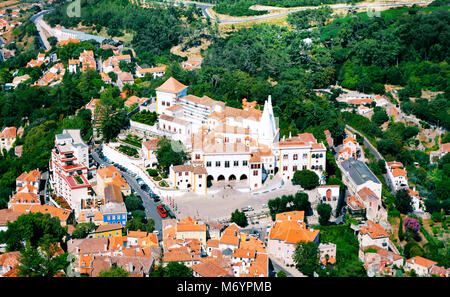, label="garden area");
[131,110,158,126]
[121,133,142,148]
[147,168,169,187]
[117,145,139,158]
